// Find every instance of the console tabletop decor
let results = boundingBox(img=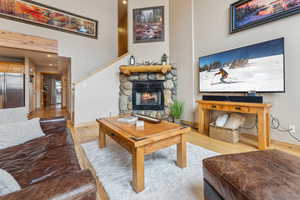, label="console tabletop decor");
[196,100,272,150]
